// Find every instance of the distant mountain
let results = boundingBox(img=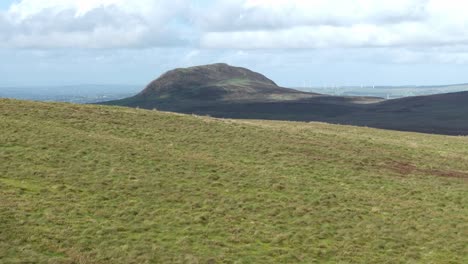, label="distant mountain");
[102,63,325,110]
[101,64,468,135]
